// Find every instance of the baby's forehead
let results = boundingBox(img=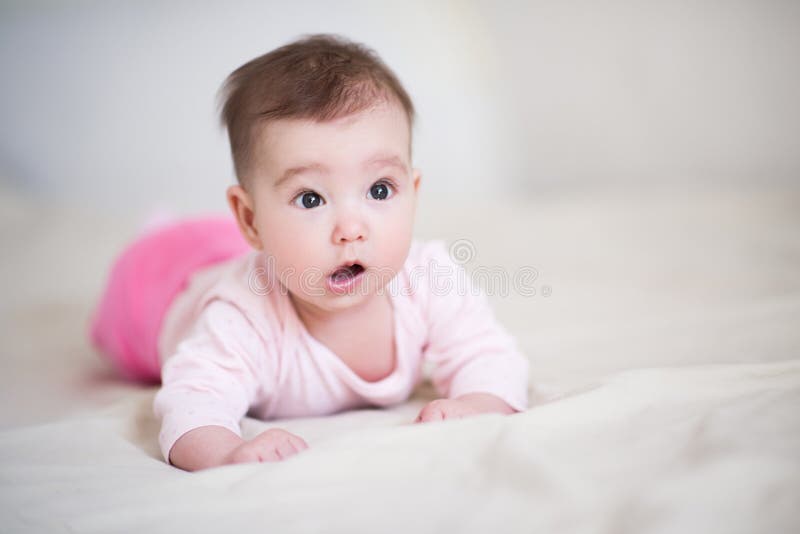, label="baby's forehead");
[254,103,411,167]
